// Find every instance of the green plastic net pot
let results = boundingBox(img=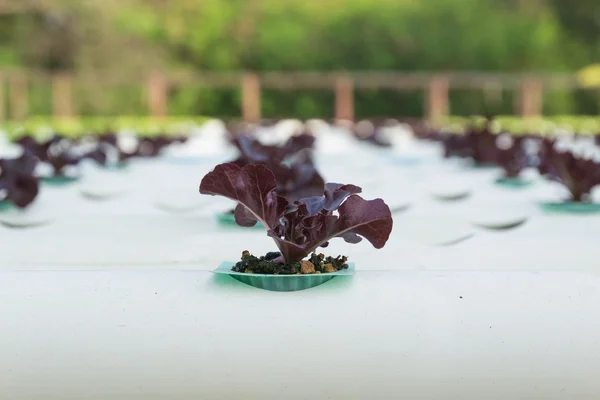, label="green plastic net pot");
[213,262,355,292]
[0,200,14,211]
[538,201,600,214]
[41,176,79,186]
[105,162,128,171]
[495,177,533,188]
